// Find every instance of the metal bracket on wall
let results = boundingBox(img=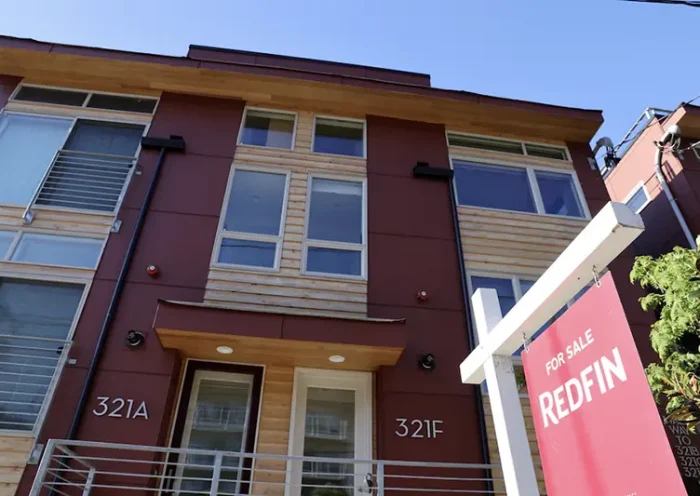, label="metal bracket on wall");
[111,219,122,233]
[27,443,44,465]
